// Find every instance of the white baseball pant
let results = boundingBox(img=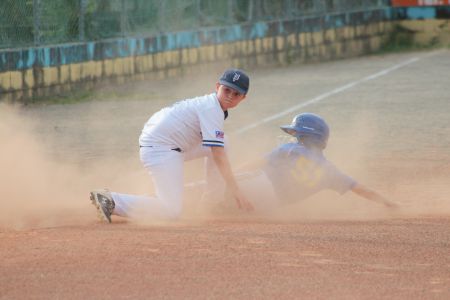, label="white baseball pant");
[110,143,224,220]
